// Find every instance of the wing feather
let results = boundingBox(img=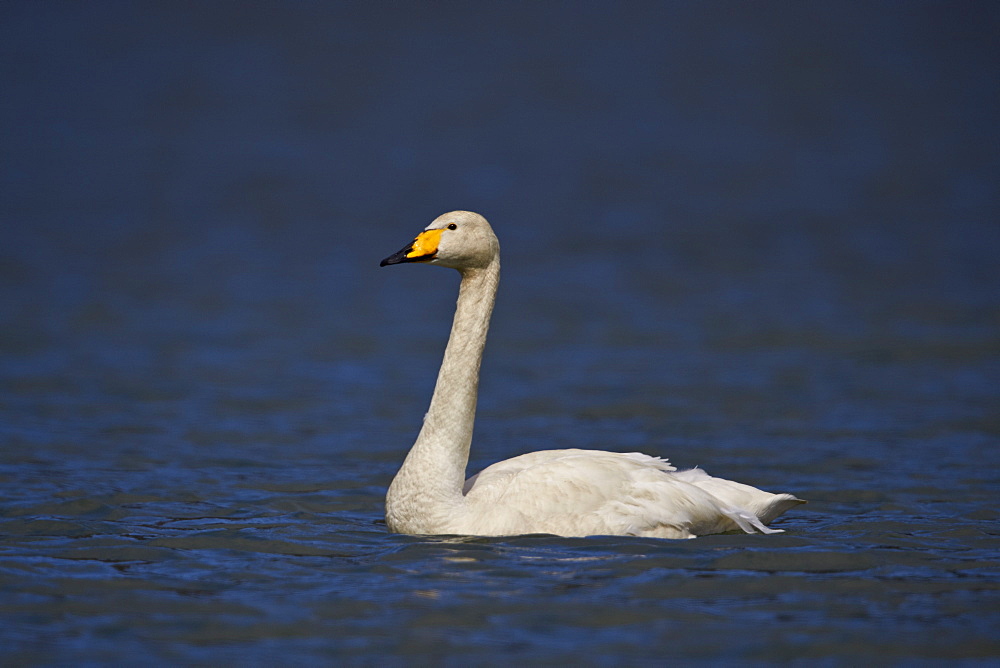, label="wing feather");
[459,449,763,538]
